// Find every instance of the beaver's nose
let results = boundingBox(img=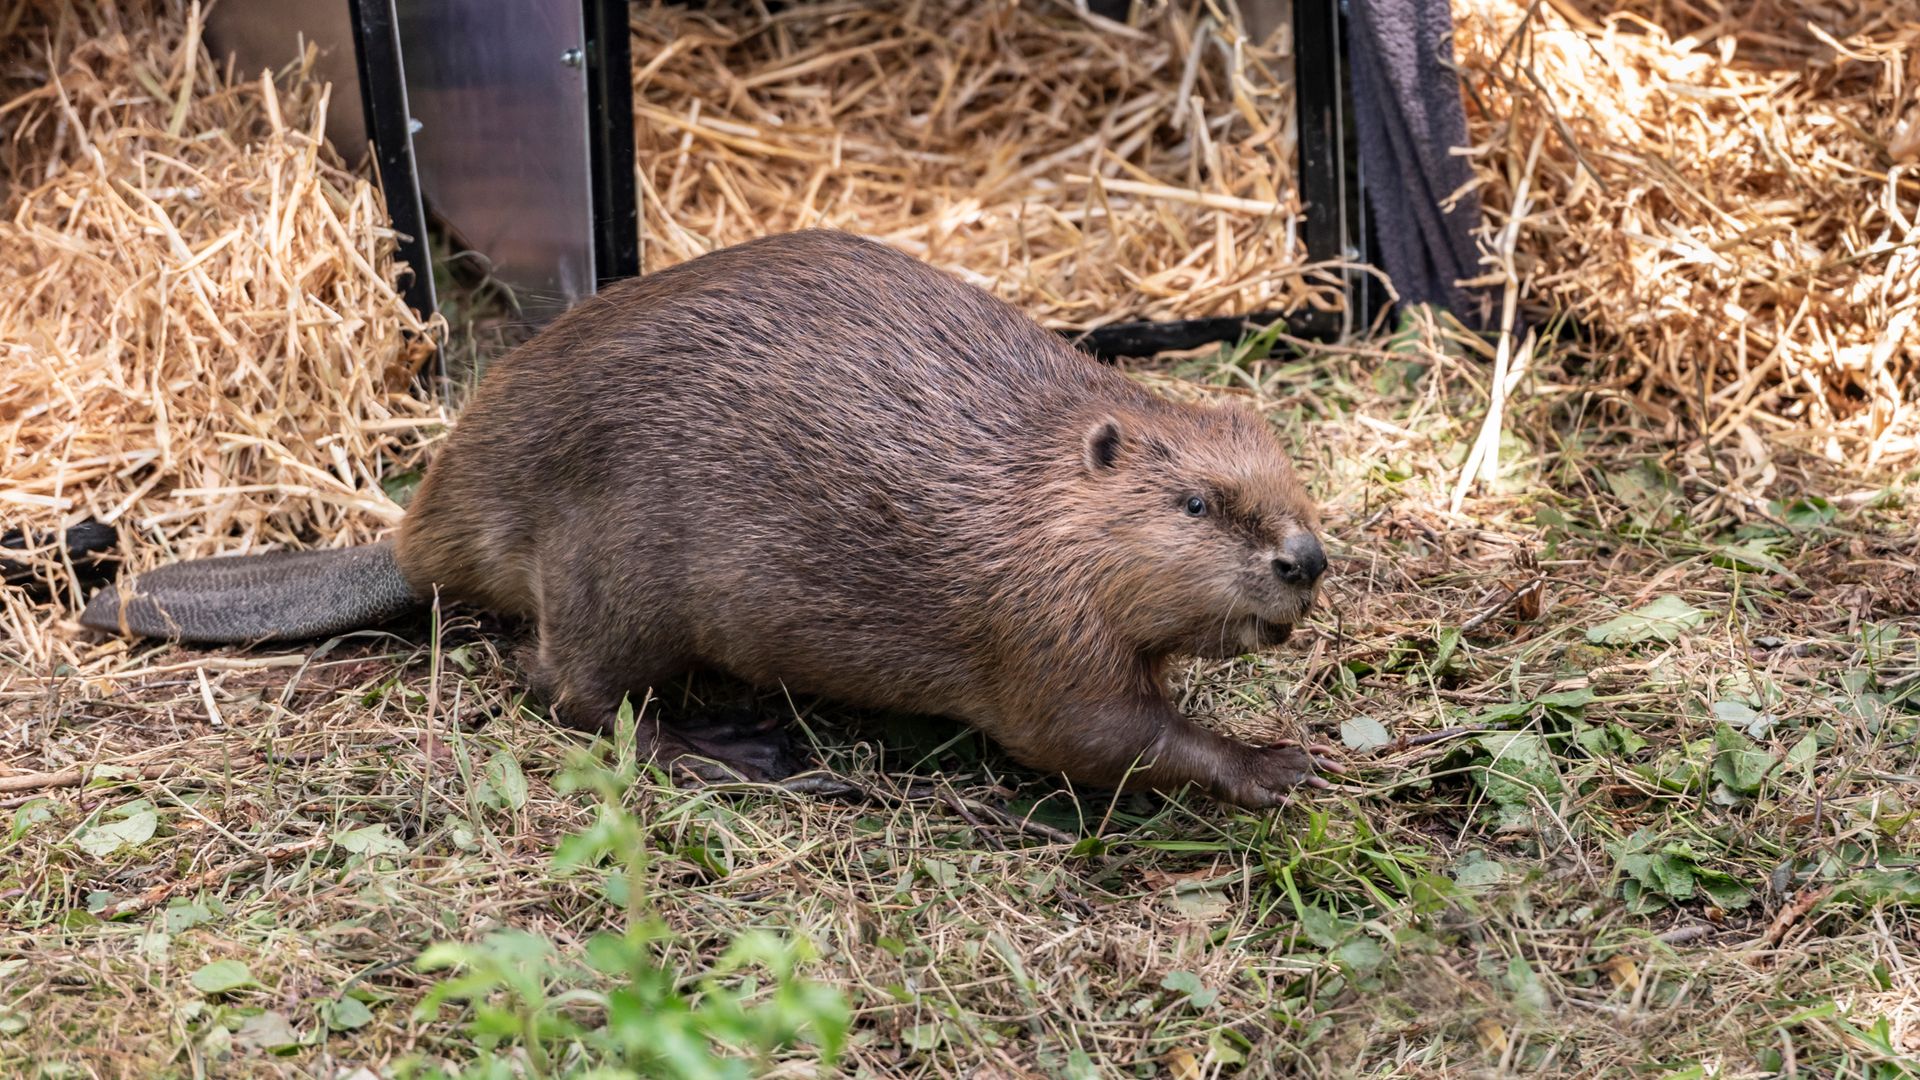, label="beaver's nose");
[1272,533,1327,587]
